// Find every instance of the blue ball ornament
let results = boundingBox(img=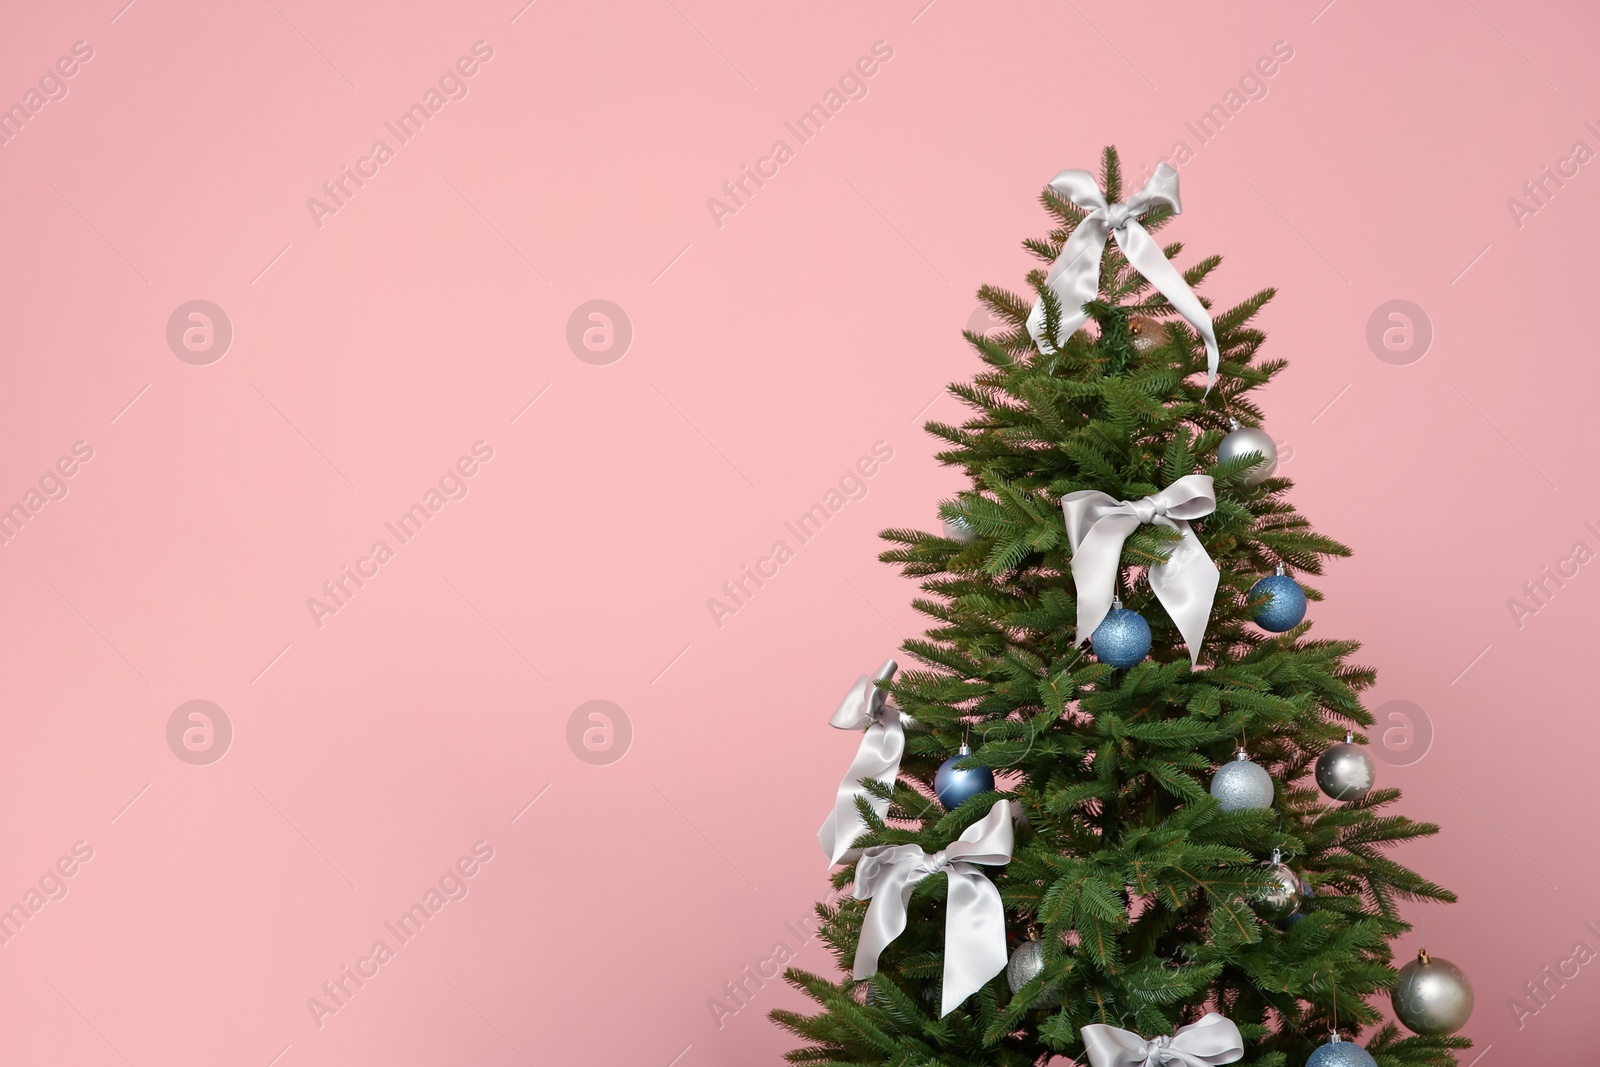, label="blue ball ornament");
[934,743,995,811]
[1249,568,1307,633]
[1091,605,1151,668]
[1306,1036,1378,1067]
